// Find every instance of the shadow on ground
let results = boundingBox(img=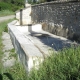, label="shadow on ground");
[0,73,14,80]
[30,31,78,51]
